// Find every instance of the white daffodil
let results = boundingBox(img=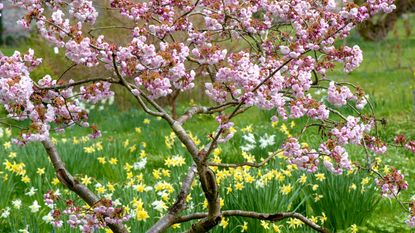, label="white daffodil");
[1,207,10,218]
[242,133,256,144]
[113,199,122,206]
[25,187,37,197]
[12,199,22,209]
[133,158,147,170]
[259,133,276,148]
[152,200,168,212]
[42,211,54,223]
[18,225,30,233]
[240,143,256,152]
[29,201,41,213]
